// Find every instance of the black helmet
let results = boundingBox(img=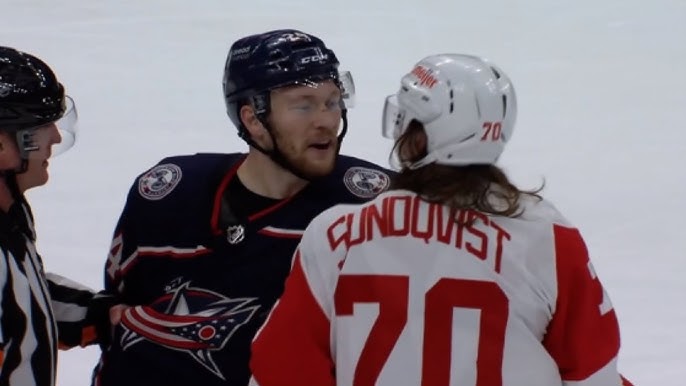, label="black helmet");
[0,47,66,132]
[0,46,77,175]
